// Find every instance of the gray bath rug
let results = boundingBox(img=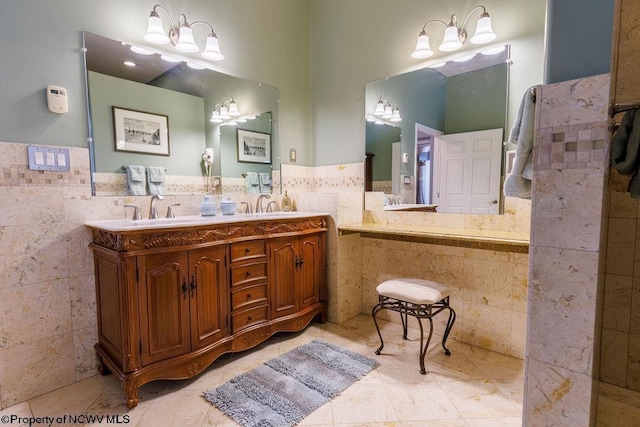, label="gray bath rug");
[203,339,378,427]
